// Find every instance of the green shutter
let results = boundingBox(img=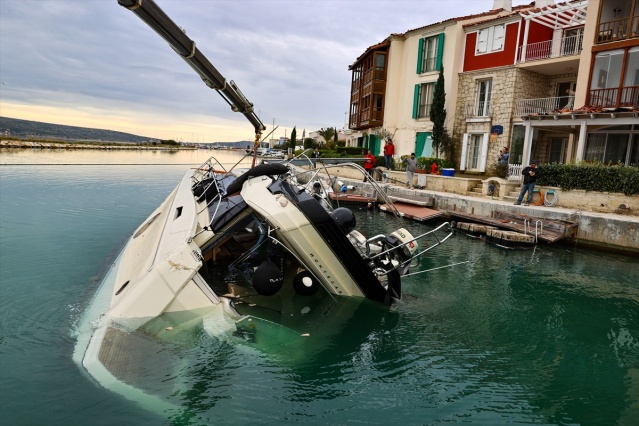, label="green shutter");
[416,132,428,157]
[412,84,421,119]
[435,33,445,71]
[416,38,424,74]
